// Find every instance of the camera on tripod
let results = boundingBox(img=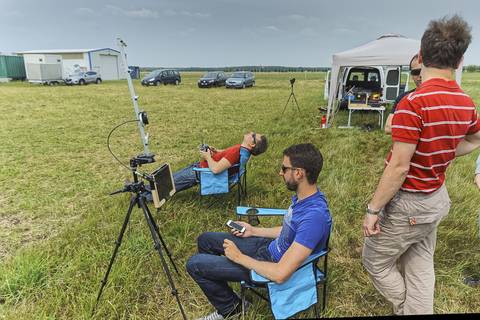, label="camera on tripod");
[290,78,296,85]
